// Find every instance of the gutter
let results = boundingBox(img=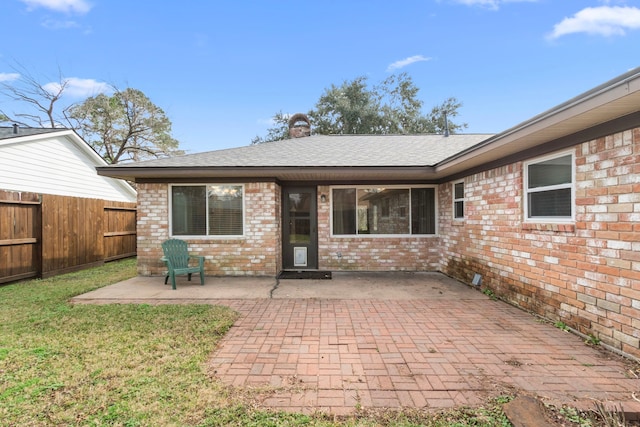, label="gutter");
[436,66,640,170]
[96,165,437,182]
